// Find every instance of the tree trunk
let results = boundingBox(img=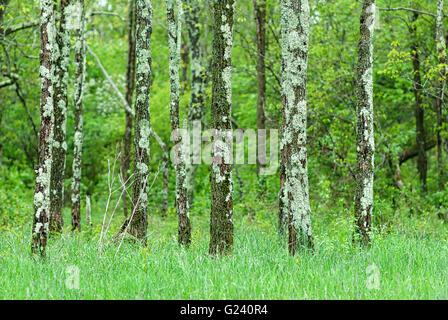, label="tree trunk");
[167,0,192,246]
[49,0,72,233]
[280,0,313,255]
[278,58,287,235]
[354,0,375,246]
[209,0,234,255]
[436,0,446,190]
[409,12,427,193]
[180,39,189,95]
[86,194,92,228]
[32,0,56,256]
[253,0,267,194]
[71,0,86,232]
[122,0,136,218]
[129,0,152,242]
[184,0,206,207]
